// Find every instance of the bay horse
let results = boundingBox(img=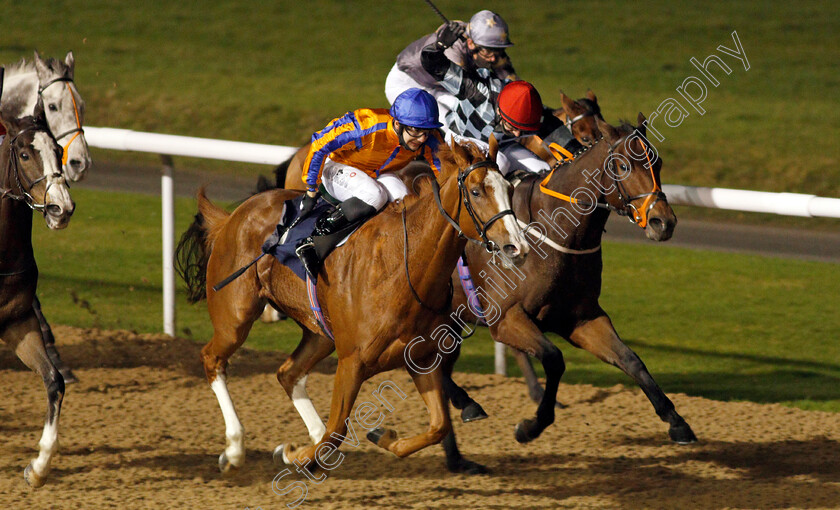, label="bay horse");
[0,94,75,487]
[439,114,696,472]
[3,51,91,384]
[177,141,527,473]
